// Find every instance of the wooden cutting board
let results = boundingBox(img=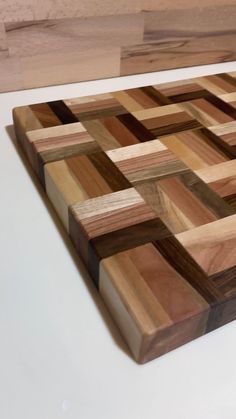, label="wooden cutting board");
[13,72,236,363]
